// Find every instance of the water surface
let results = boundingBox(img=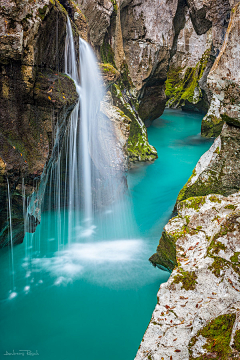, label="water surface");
[0,109,213,360]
